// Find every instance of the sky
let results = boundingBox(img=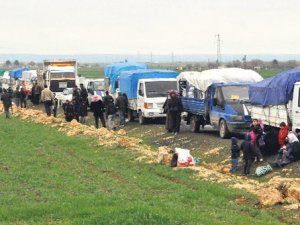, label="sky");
[0,0,300,55]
